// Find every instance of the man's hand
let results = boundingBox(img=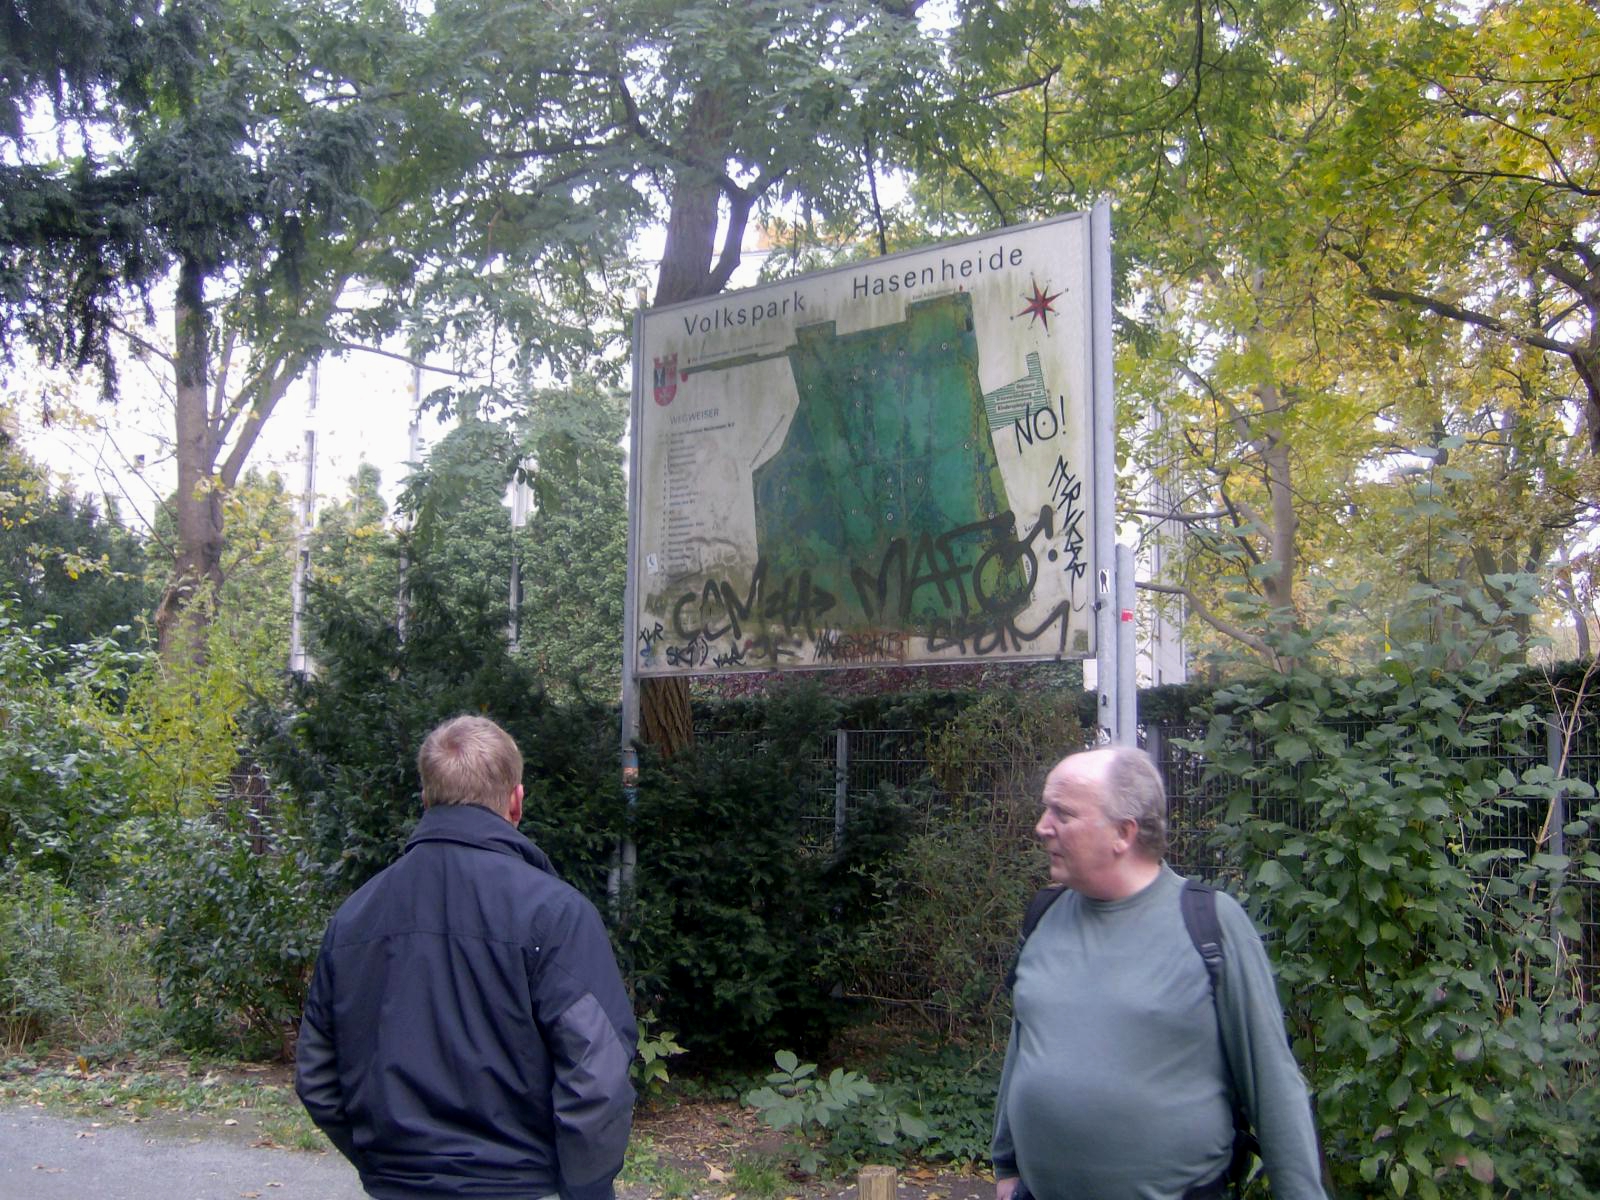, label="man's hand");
[996,1177,1021,1200]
